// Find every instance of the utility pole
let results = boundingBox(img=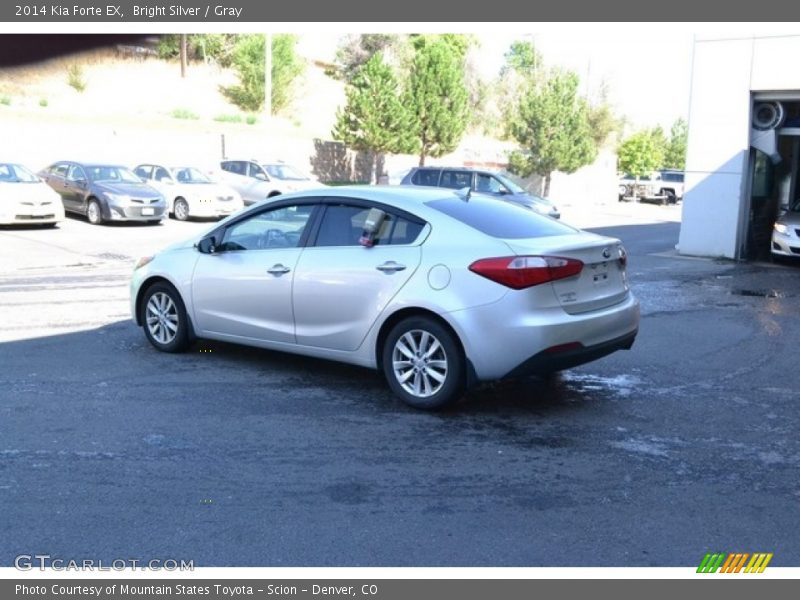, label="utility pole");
[264,32,272,122]
[180,34,187,78]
